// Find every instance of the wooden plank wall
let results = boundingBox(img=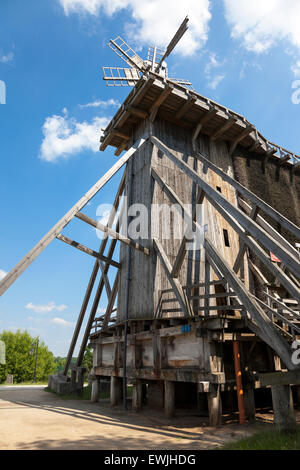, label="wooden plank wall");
[117,118,246,321]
